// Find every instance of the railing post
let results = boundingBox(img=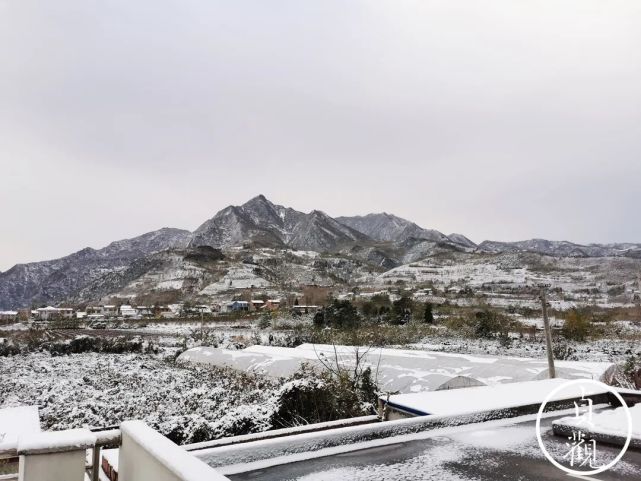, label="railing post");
[91,446,101,481]
[17,429,96,481]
